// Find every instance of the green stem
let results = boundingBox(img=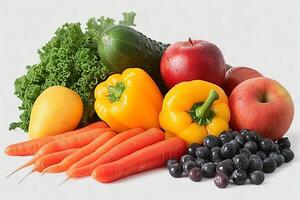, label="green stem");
[106,82,126,103]
[195,90,219,119]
